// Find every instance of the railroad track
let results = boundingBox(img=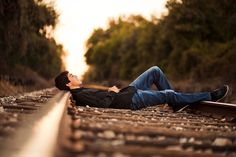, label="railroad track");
[0,88,236,157]
[0,88,68,157]
[0,88,57,138]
